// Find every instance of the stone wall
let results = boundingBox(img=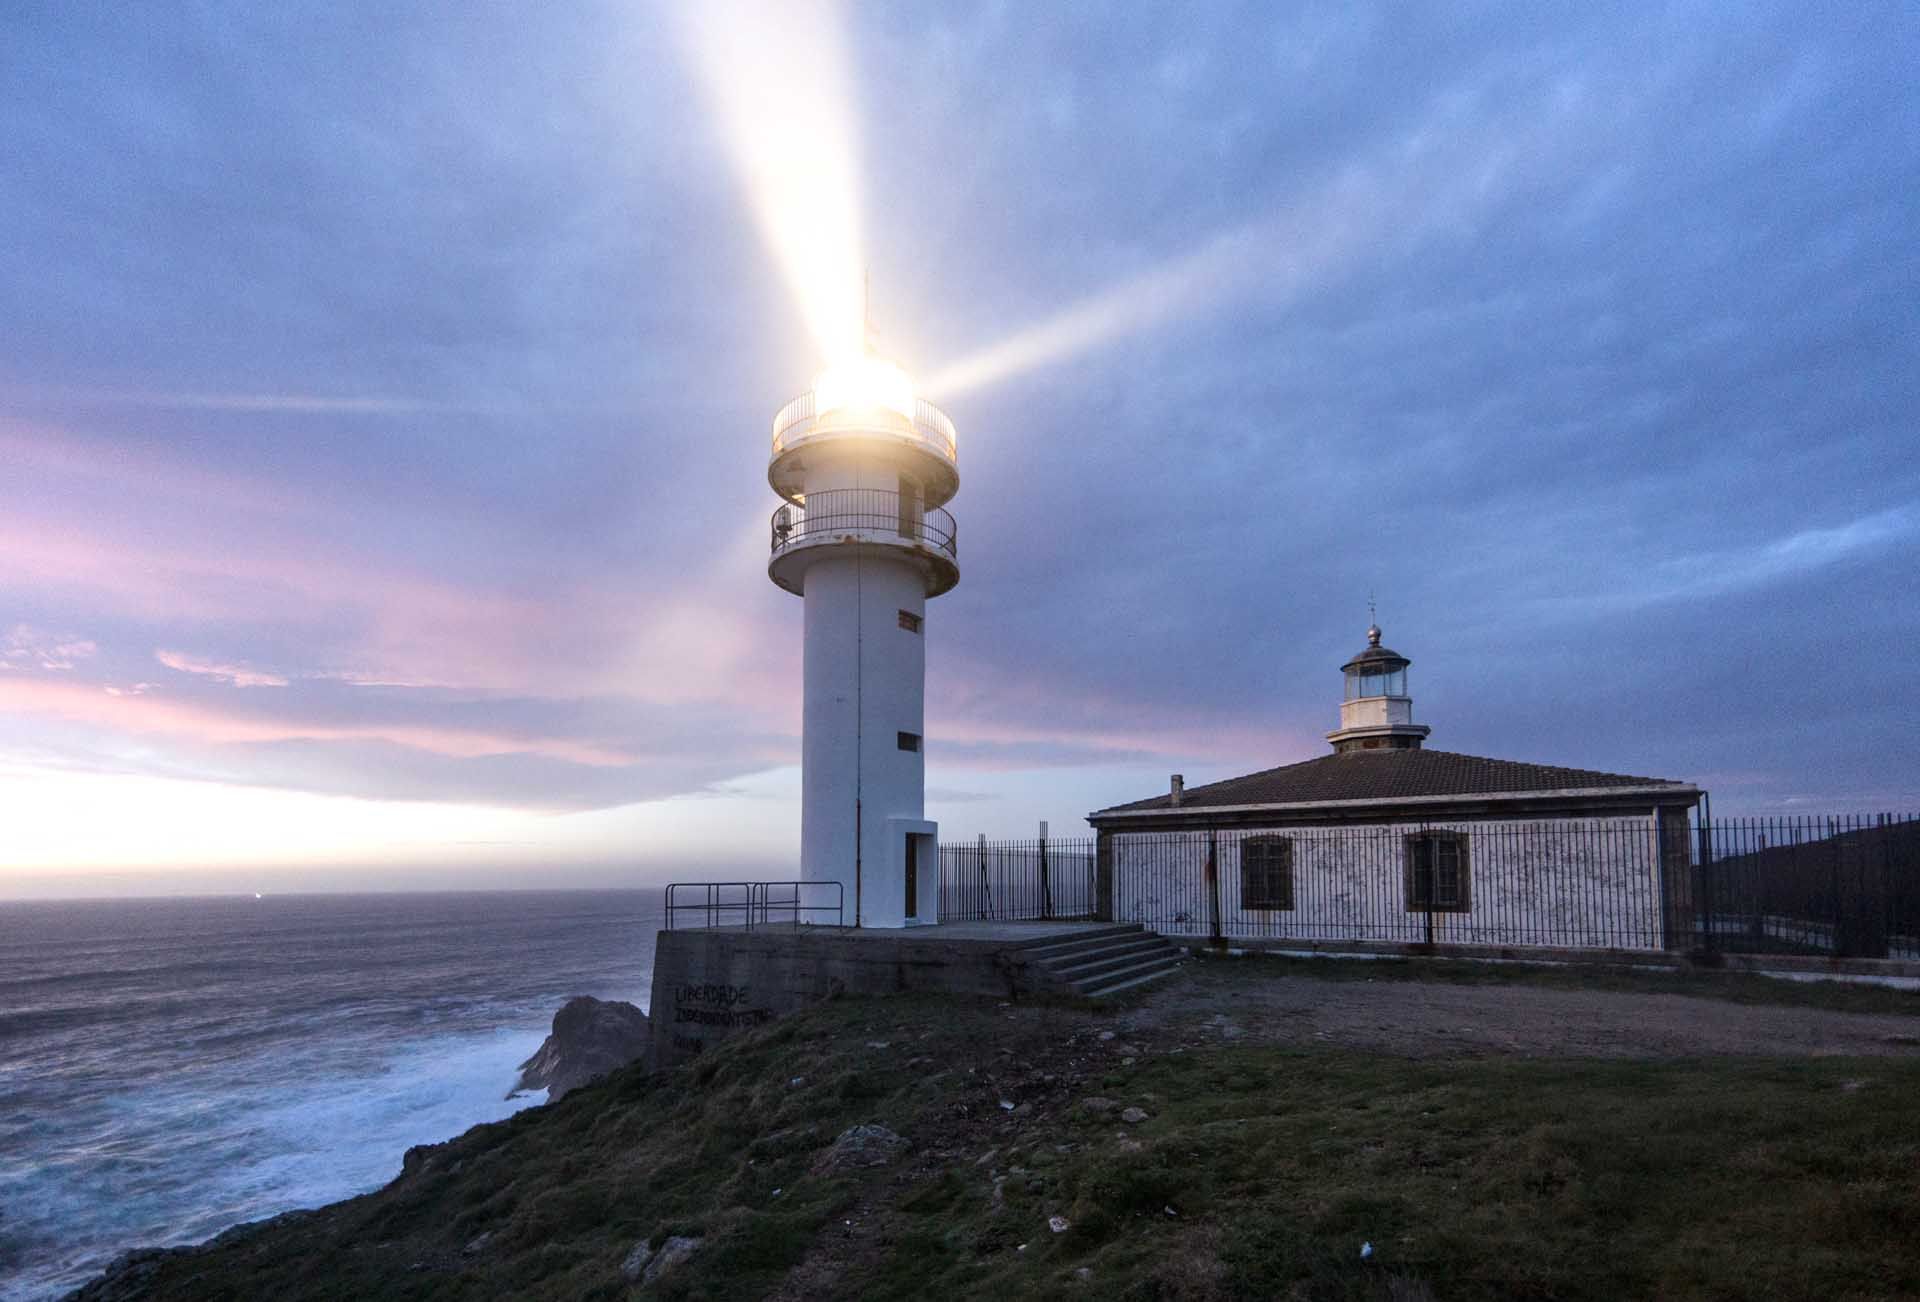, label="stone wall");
[648,927,1074,1068]
[1108,816,1669,950]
